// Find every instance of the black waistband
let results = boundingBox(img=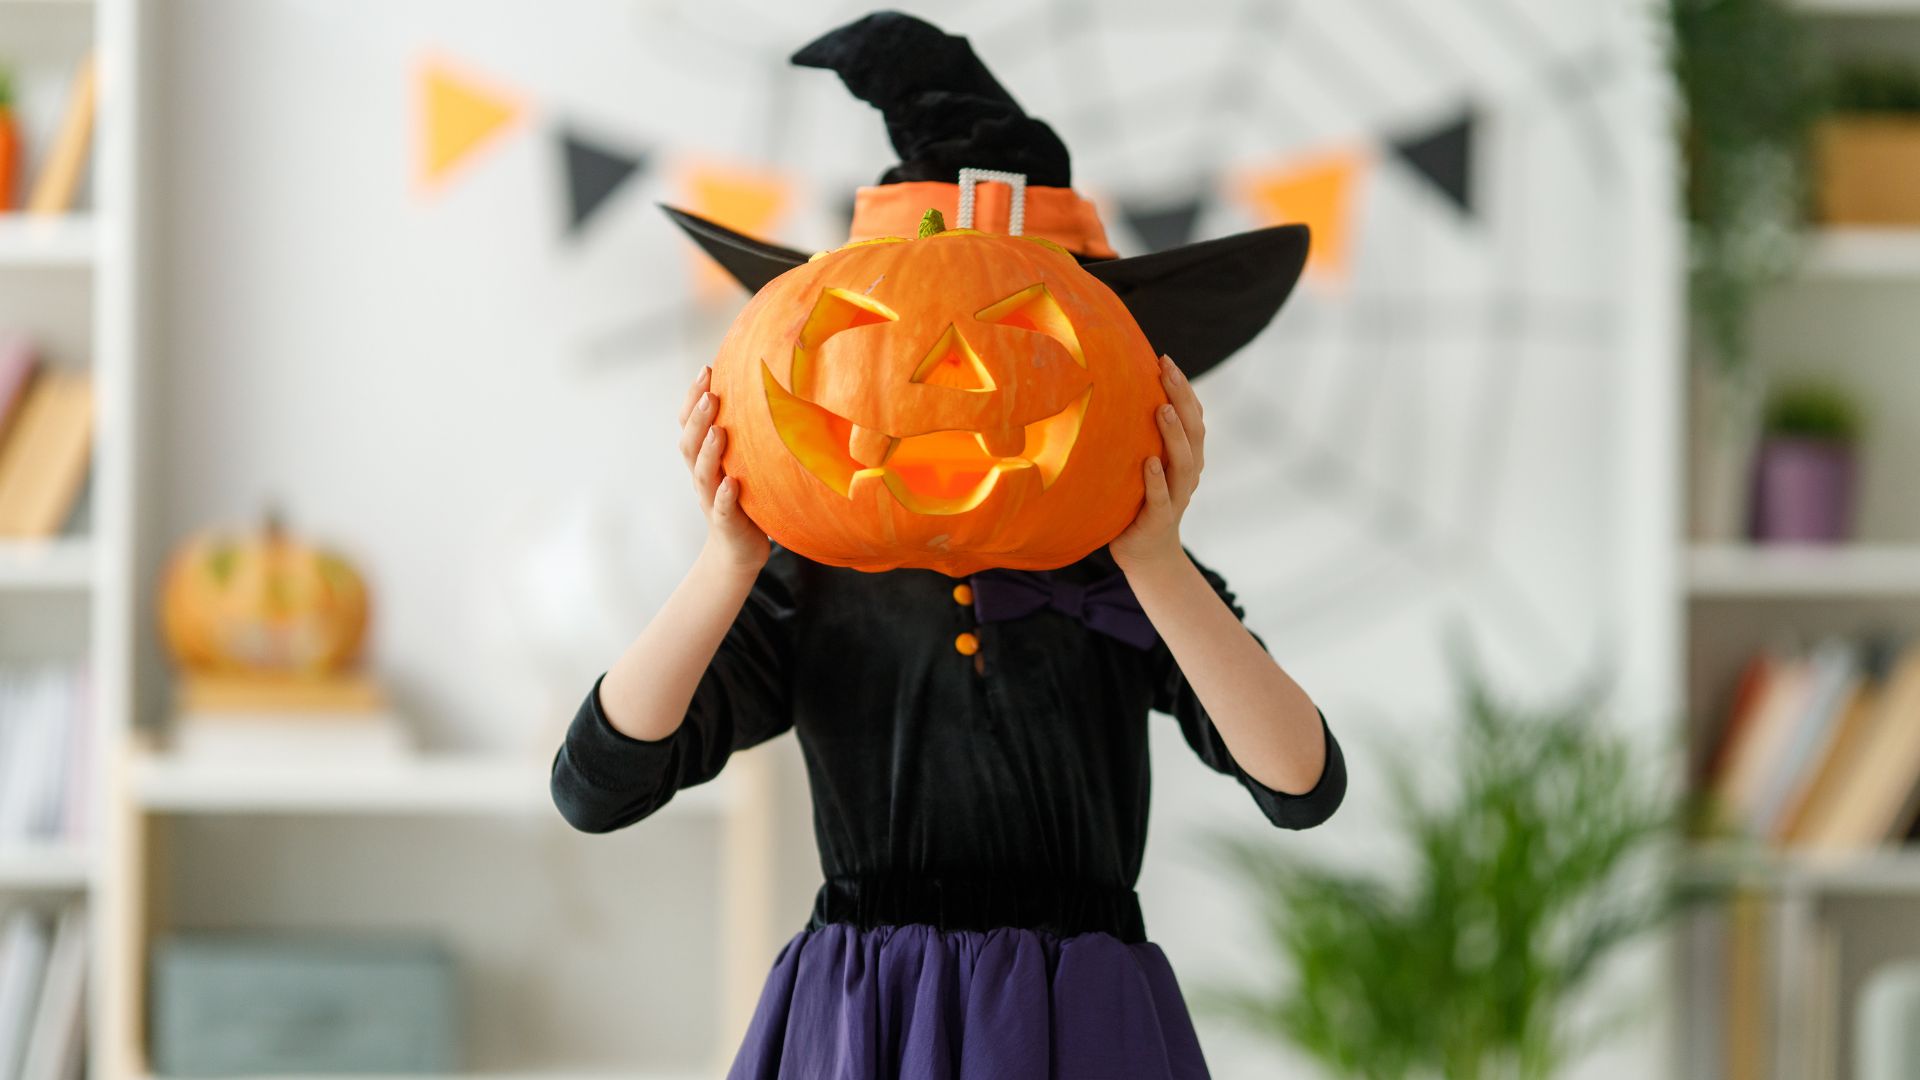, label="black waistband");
[808,872,1146,943]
